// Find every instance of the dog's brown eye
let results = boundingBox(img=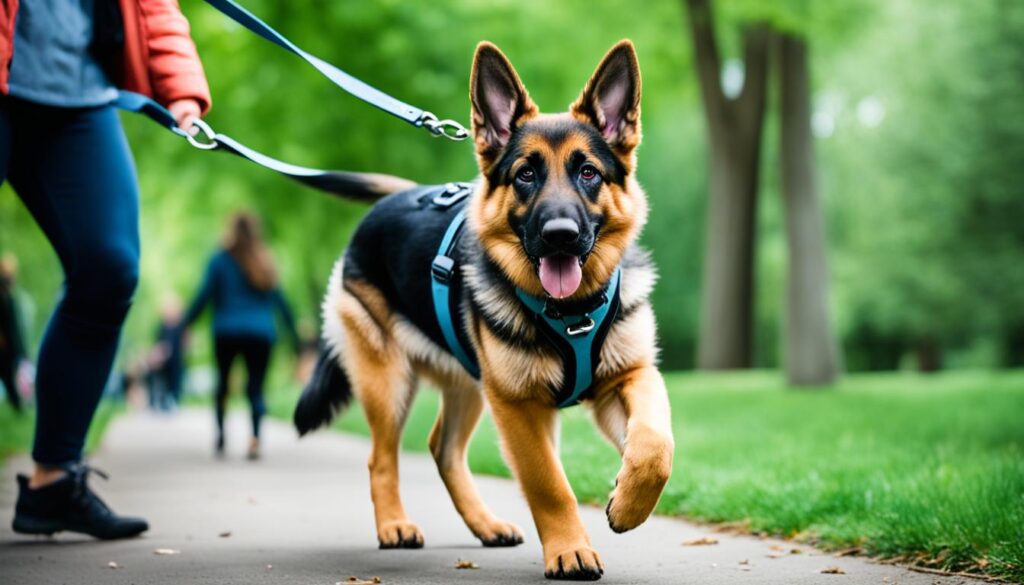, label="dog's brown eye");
[516,167,535,183]
[580,165,599,181]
